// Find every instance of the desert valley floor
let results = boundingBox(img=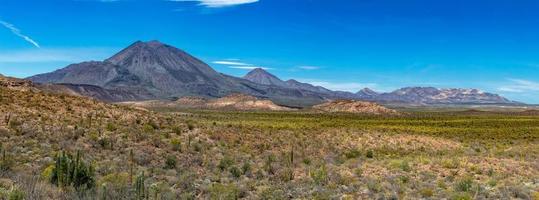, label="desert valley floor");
[0,82,538,199]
